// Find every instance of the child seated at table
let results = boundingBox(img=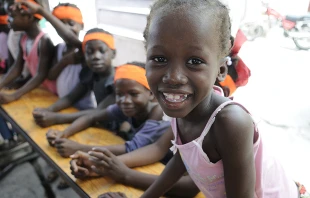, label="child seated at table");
[0,9,10,74]
[0,0,55,104]
[17,1,116,127]
[32,27,116,128]
[48,63,170,158]
[47,3,96,110]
